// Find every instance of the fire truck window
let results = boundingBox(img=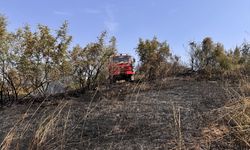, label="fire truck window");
[113,56,130,63]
